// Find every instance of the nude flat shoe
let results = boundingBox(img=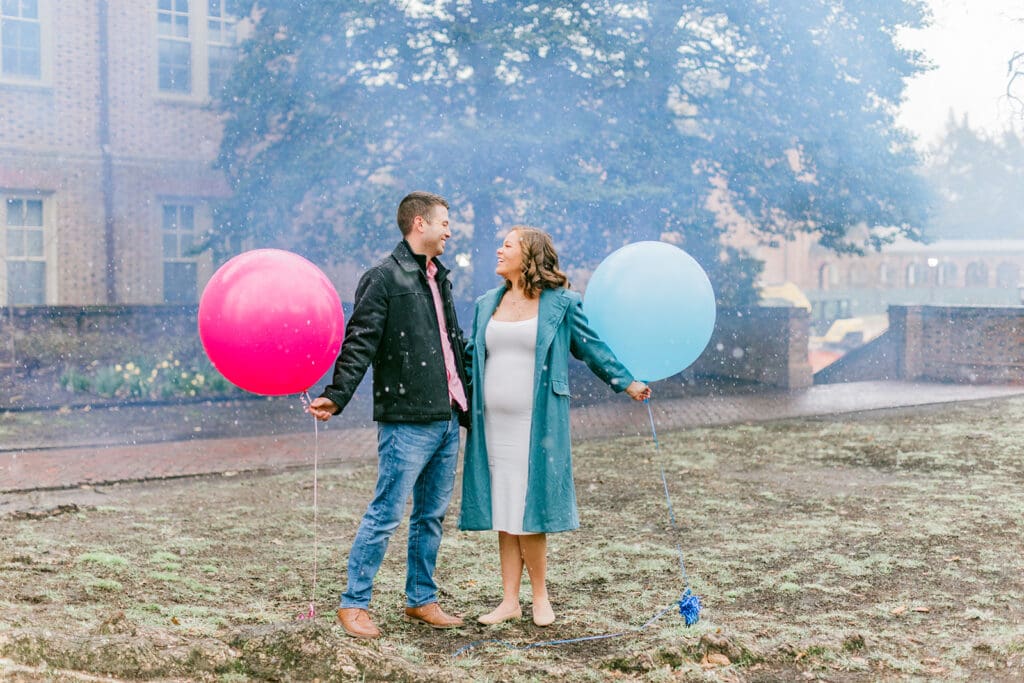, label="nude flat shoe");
[531,600,555,627]
[477,606,523,625]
